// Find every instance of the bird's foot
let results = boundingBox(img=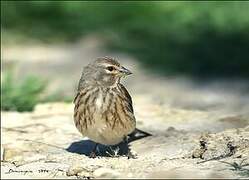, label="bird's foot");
[89,151,97,158]
[127,149,137,159]
[106,146,120,158]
